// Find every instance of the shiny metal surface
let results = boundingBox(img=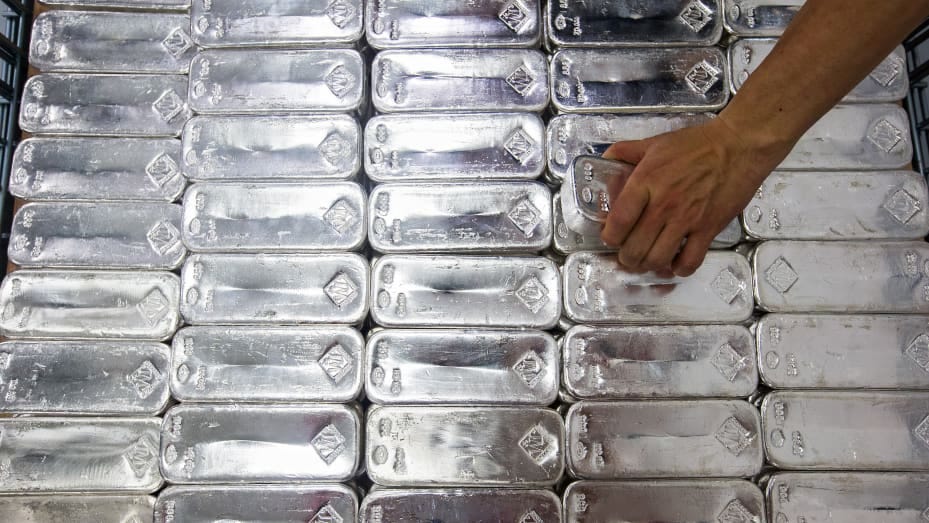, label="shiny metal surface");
[365,329,558,405]
[368,182,551,253]
[30,11,195,74]
[563,251,753,324]
[562,156,633,235]
[744,171,929,240]
[10,137,185,202]
[546,0,723,48]
[39,0,189,8]
[0,270,180,340]
[563,324,758,399]
[9,202,186,269]
[566,400,763,478]
[550,48,729,113]
[0,340,170,415]
[188,49,364,113]
[360,488,561,522]
[20,74,191,137]
[182,182,366,252]
[757,314,929,390]
[370,255,561,328]
[0,495,155,523]
[160,403,361,483]
[364,112,545,181]
[761,391,929,470]
[724,0,804,36]
[0,417,163,492]
[155,484,357,523]
[753,241,929,313]
[366,406,564,486]
[171,326,363,402]
[564,479,765,523]
[182,115,361,181]
[180,253,369,324]
[371,49,549,112]
[191,0,363,48]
